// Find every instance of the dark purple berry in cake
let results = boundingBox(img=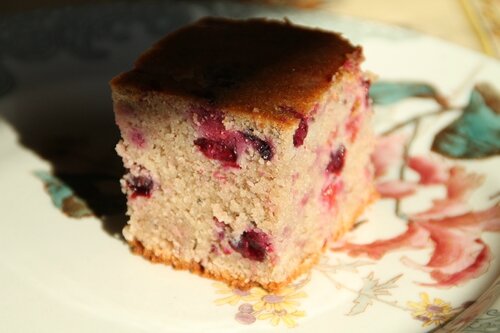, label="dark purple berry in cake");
[194,138,238,163]
[231,228,272,262]
[293,117,308,147]
[241,132,274,161]
[127,175,154,198]
[326,144,346,174]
